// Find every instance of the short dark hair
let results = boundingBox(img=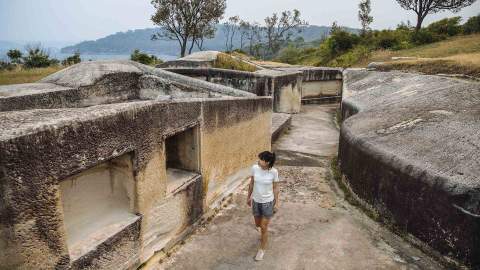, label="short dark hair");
[258,151,276,168]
